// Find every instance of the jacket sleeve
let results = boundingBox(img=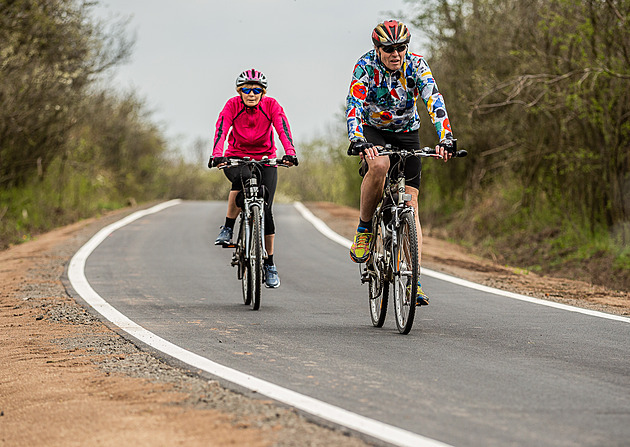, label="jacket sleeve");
[212,99,235,158]
[415,57,453,141]
[269,99,296,156]
[345,58,369,142]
